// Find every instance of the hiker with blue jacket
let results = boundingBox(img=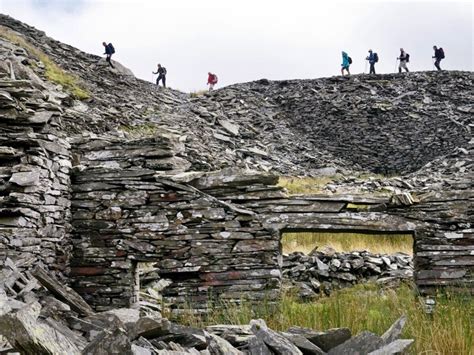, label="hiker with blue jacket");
[366,49,378,74]
[341,51,351,76]
[102,42,115,68]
